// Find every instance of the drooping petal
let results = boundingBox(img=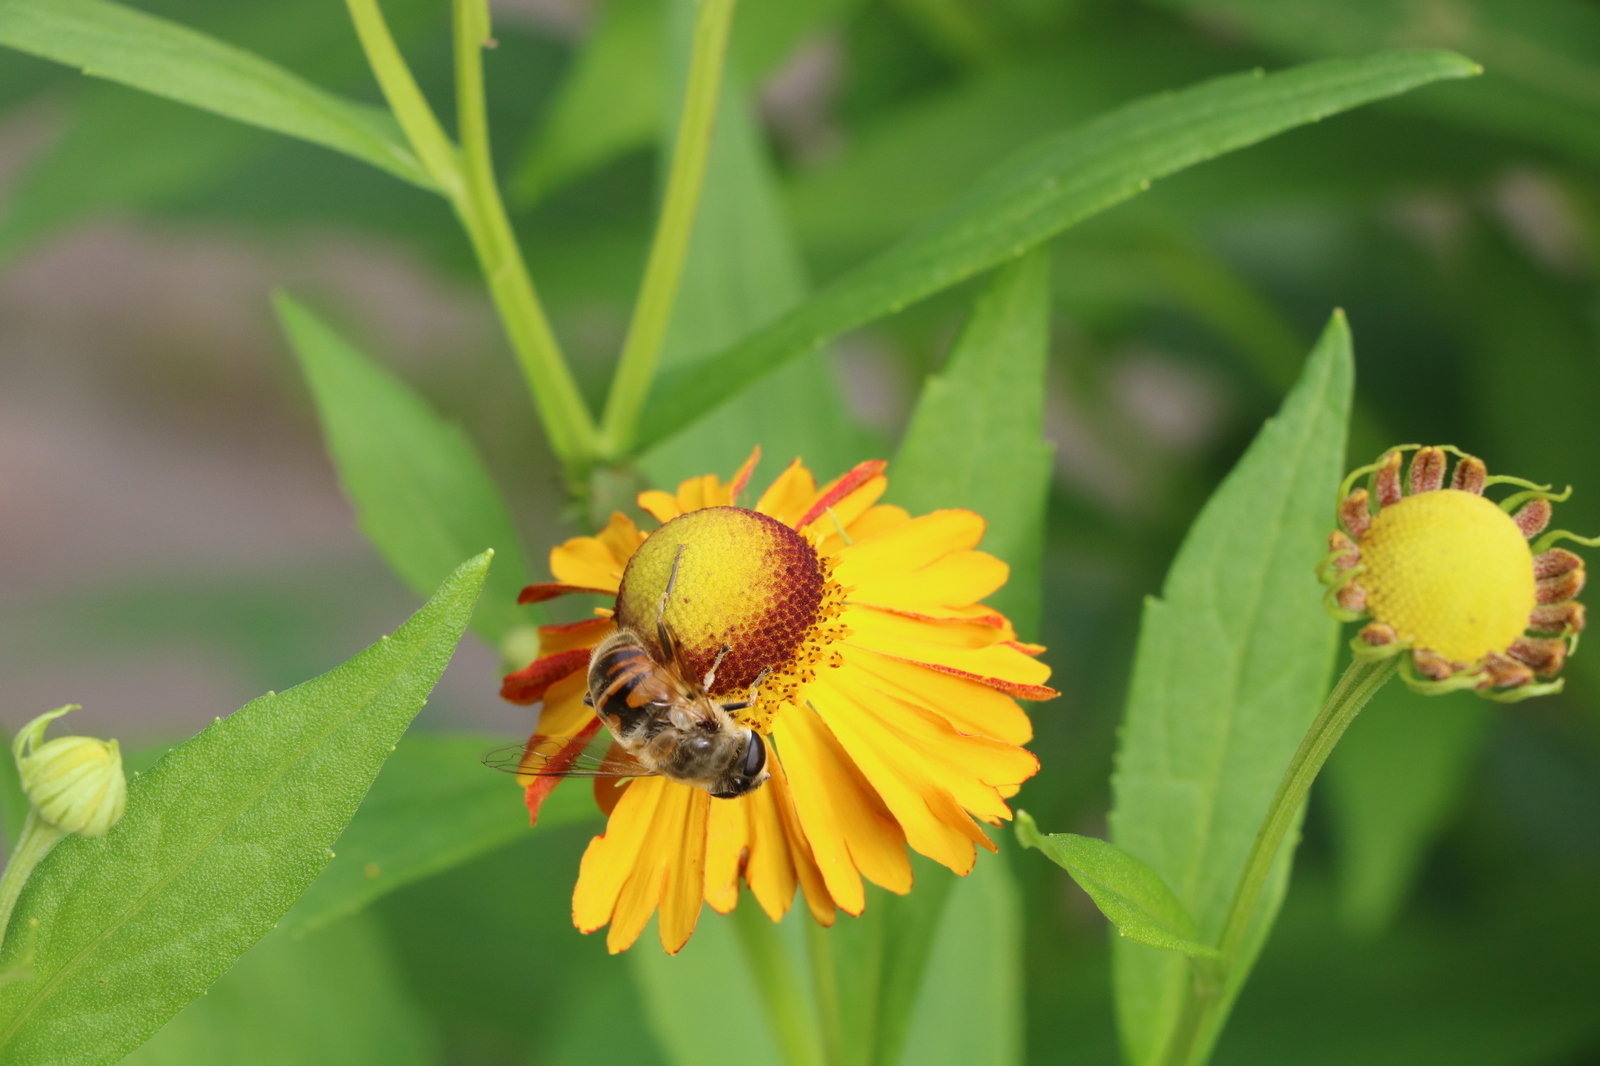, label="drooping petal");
[842,643,1033,744]
[575,776,710,954]
[807,681,996,875]
[533,668,594,738]
[703,793,750,914]
[842,607,1058,701]
[519,583,616,604]
[772,707,910,914]
[522,718,602,826]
